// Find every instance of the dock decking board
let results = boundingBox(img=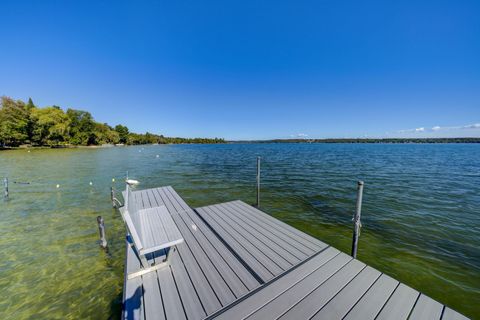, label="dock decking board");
[209,246,335,319]
[196,201,330,283]
[443,308,470,320]
[409,294,444,320]
[343,273,399,320]
[375,283,420,320]
[203,204,292,270]
[196,206,277,282]
[123,238,145,320]
[122,186,469,320]
[230,200,326,251]
[216,202,306,262]
[310,266,381,319]
[225,201,314,258]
